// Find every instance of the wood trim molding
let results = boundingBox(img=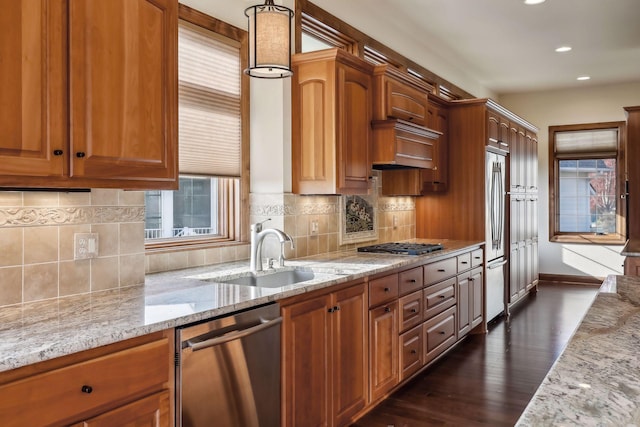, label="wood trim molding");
[538,273,603,286]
